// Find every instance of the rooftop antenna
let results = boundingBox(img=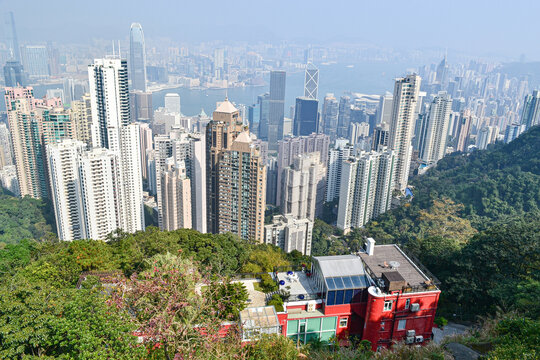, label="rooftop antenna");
[118,40,121,58]
[112,41,115,56]
[225,88,228,101]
